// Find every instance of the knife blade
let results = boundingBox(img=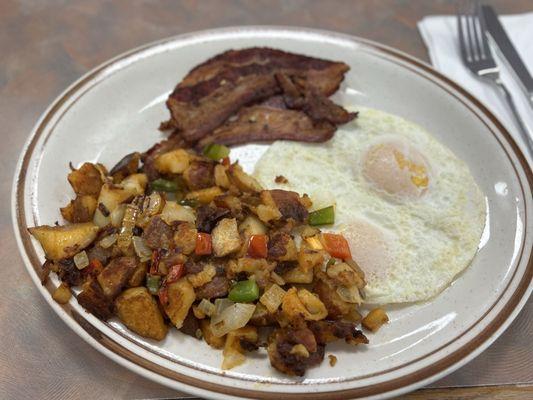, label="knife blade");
[481,5,533,107]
